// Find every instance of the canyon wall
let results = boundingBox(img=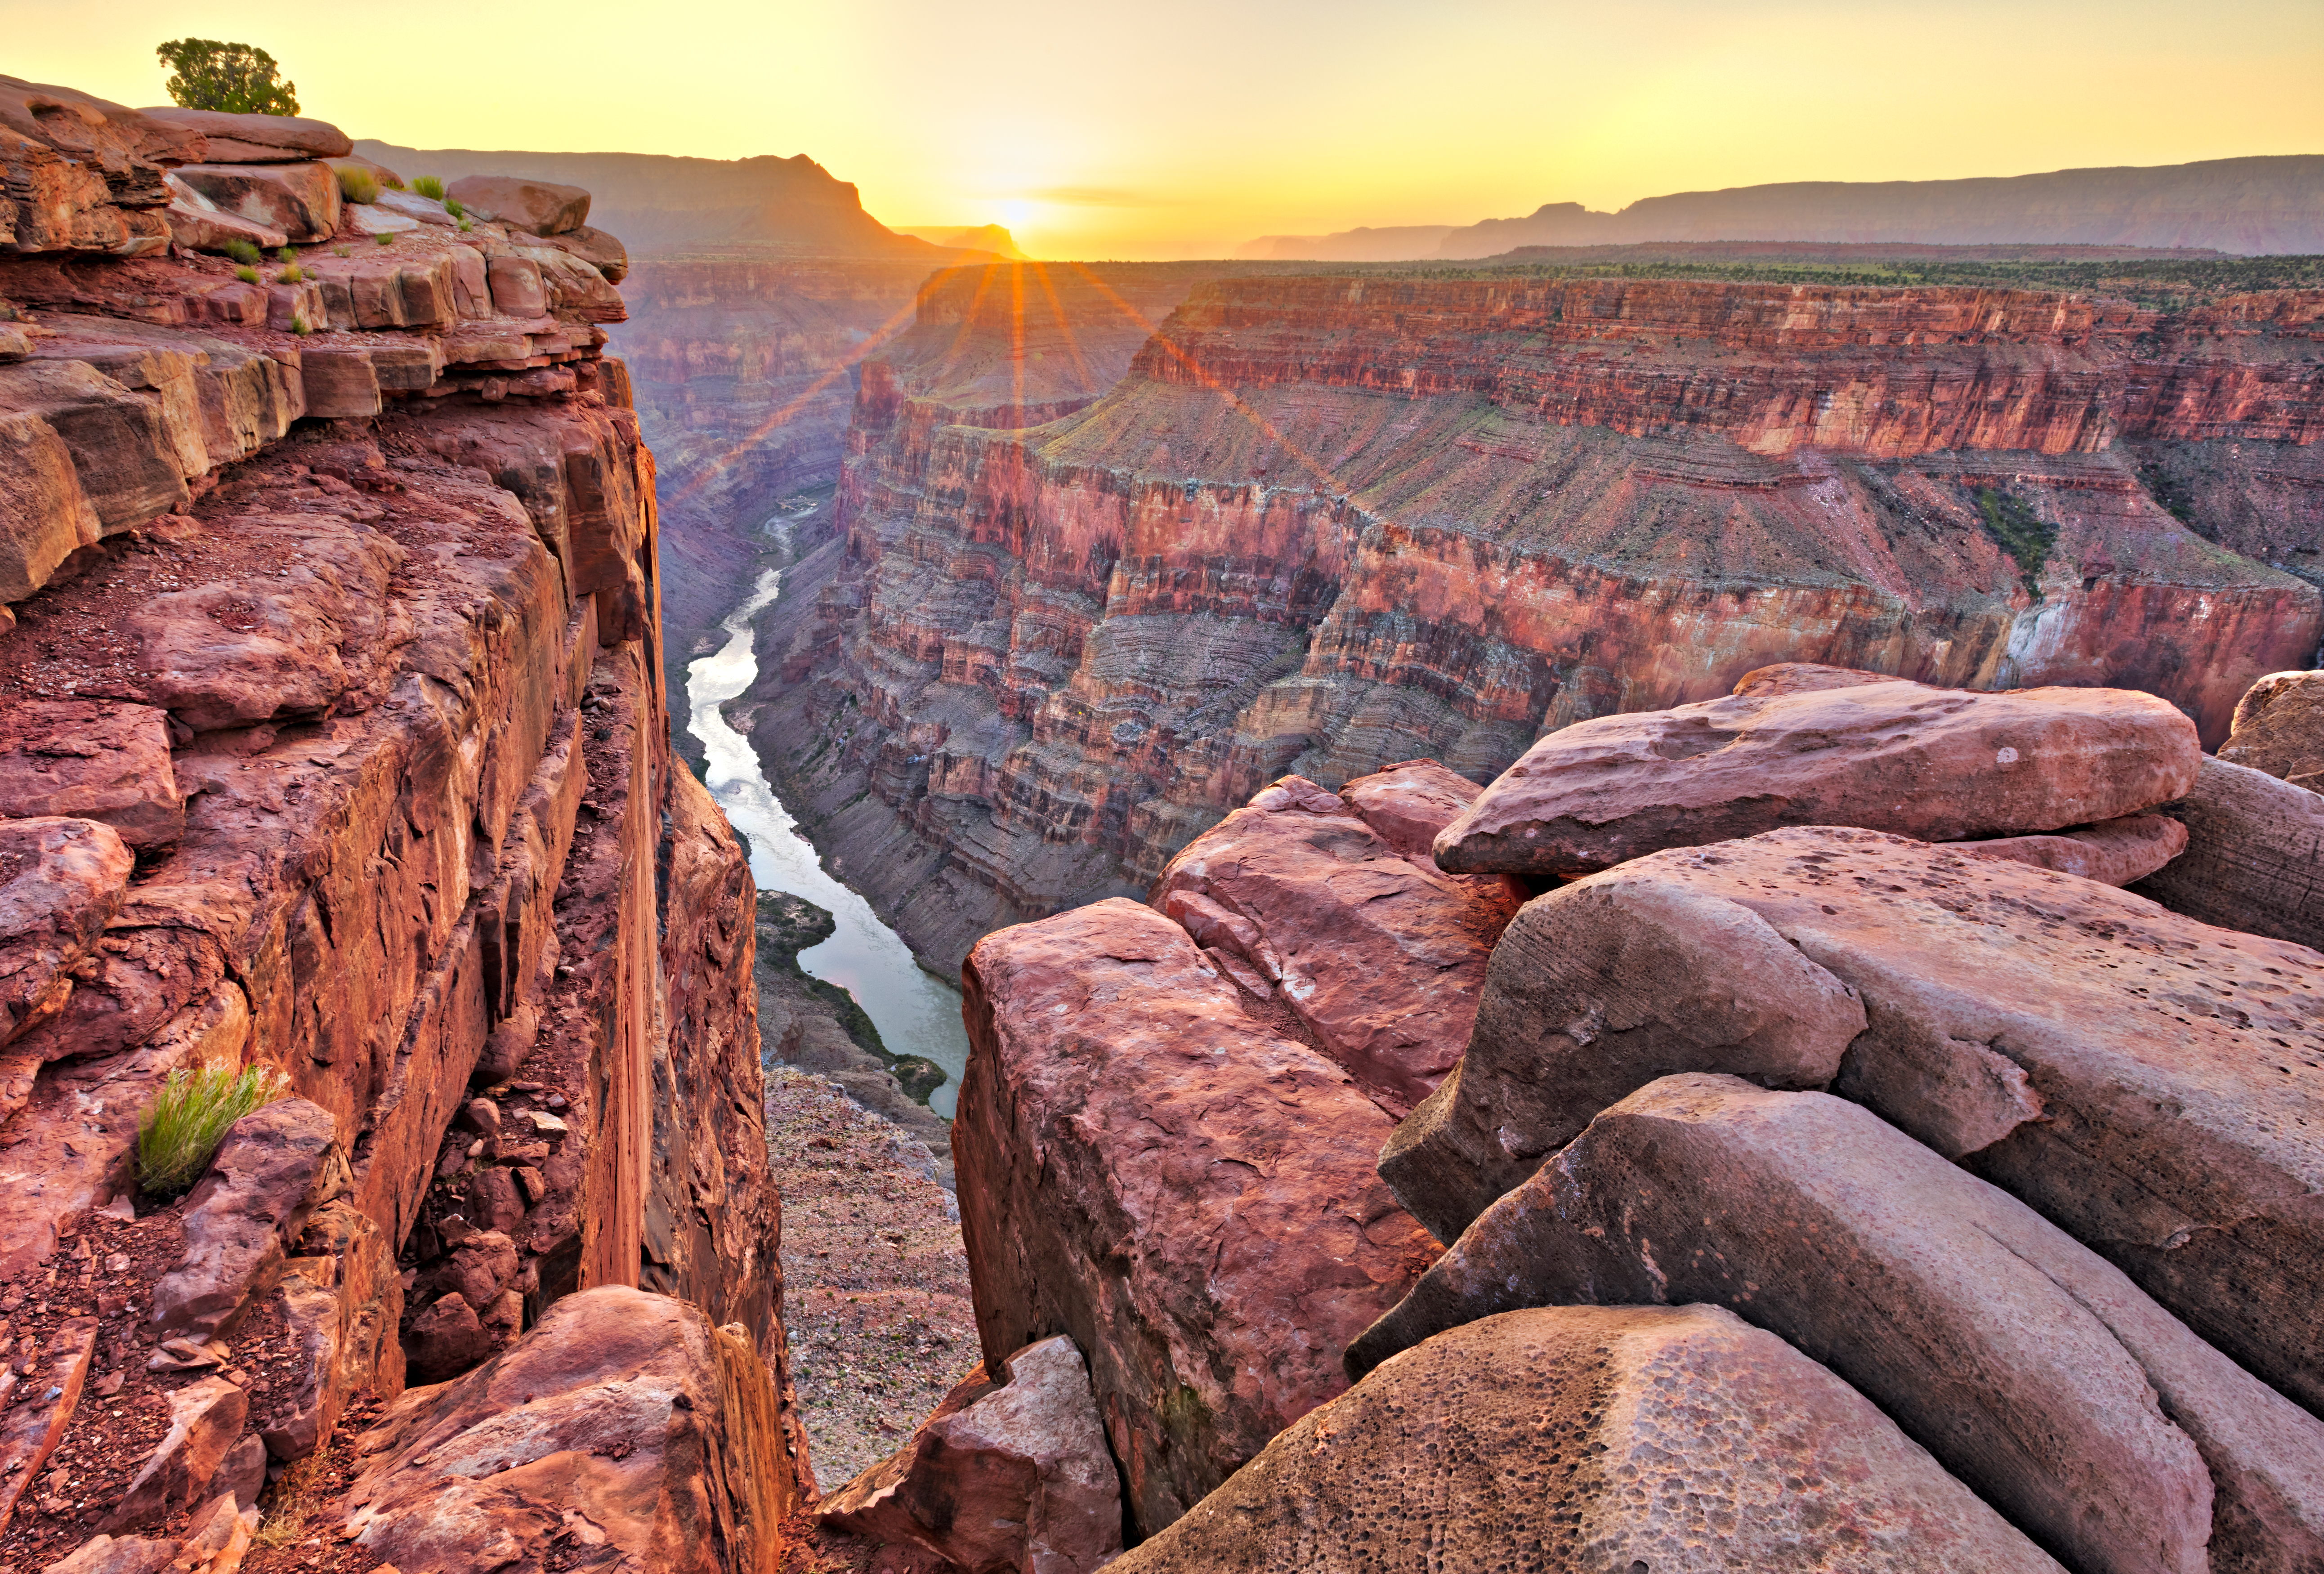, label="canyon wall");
[748,265,2324,972]
[0,79,809,1568]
